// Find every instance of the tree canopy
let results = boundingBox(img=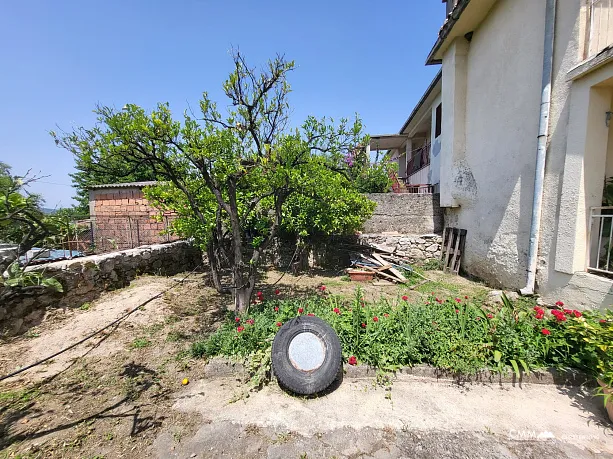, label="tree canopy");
[54,52,376,311]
